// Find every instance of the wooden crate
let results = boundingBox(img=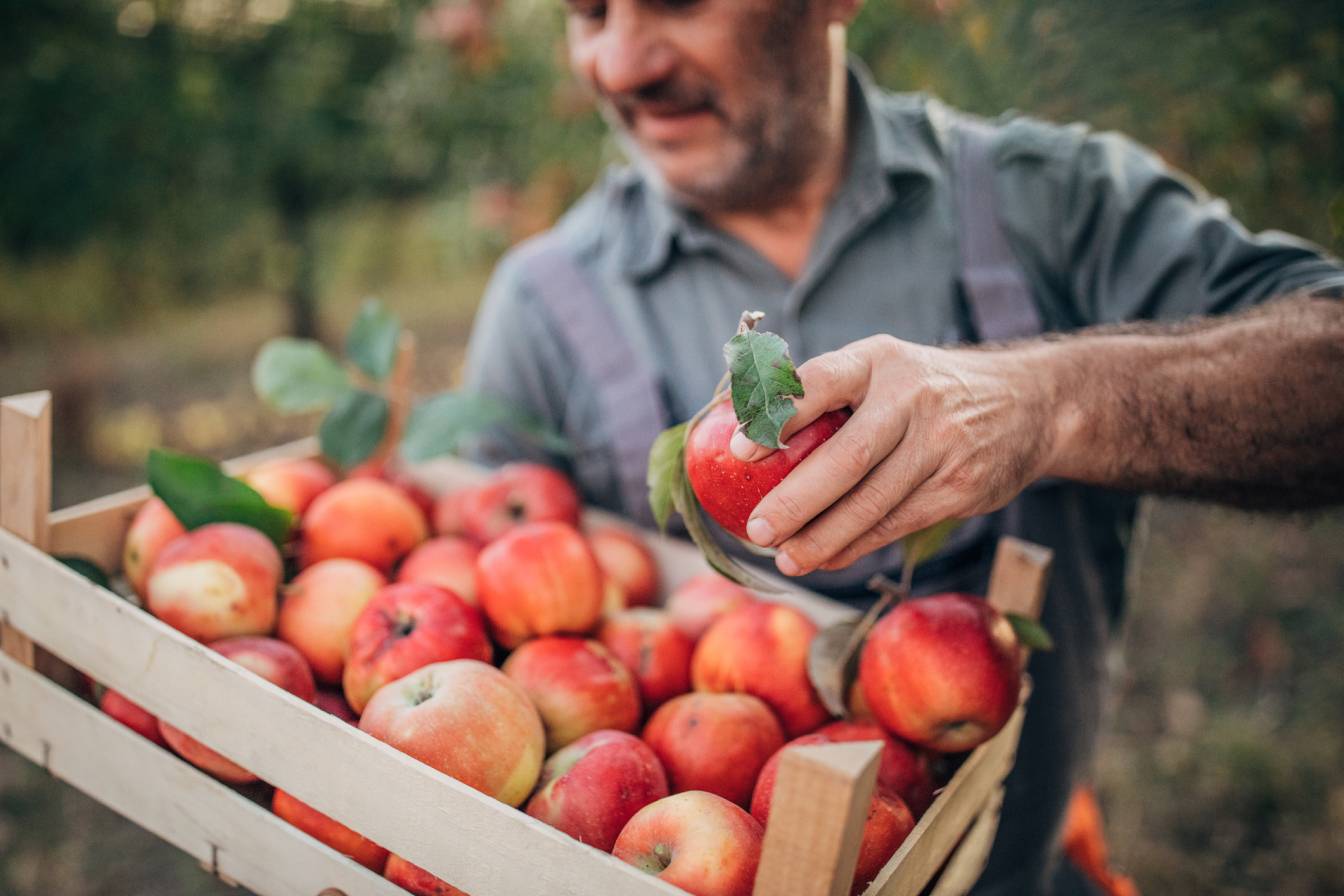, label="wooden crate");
[0,390,1050,896]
